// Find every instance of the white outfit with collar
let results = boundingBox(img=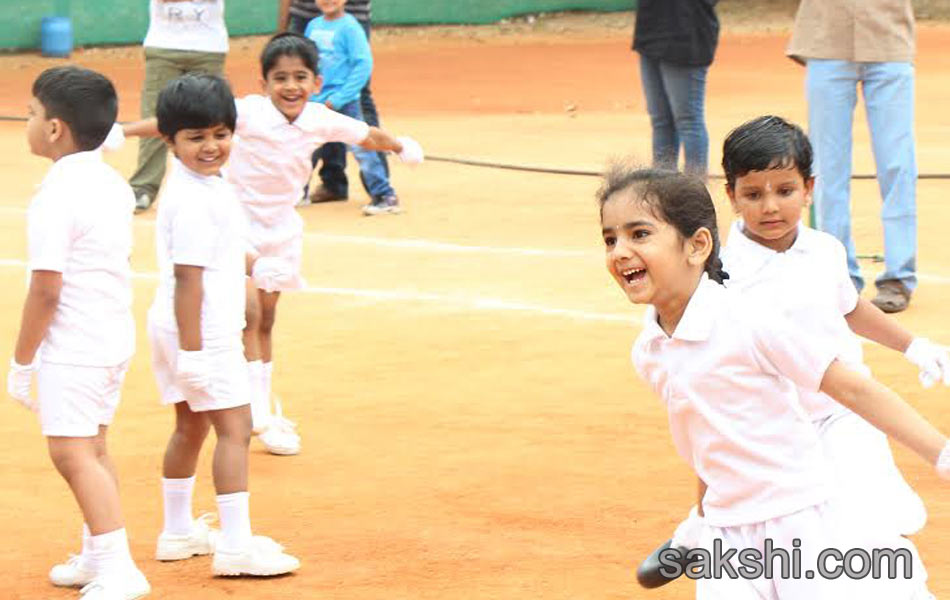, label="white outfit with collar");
[721,221,926,535]
[225,95,369,292]
[28,151,135,436]
[632,276,930,599]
